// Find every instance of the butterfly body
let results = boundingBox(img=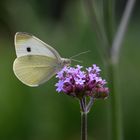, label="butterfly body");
[13,32,71,87]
